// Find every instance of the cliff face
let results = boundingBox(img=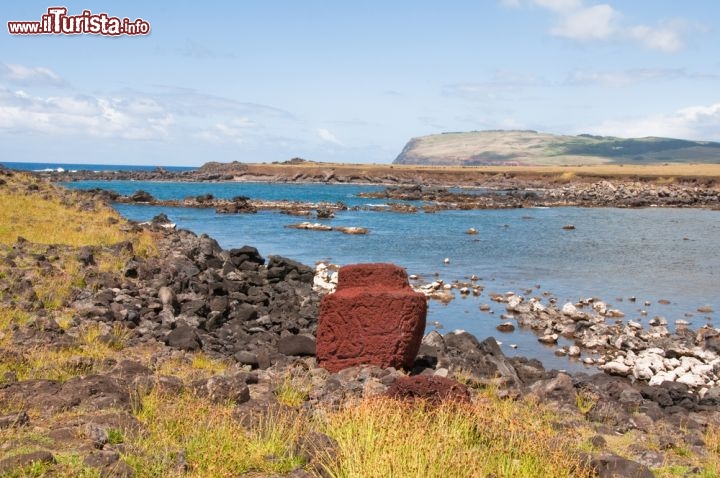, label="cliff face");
[393,130,720,166]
